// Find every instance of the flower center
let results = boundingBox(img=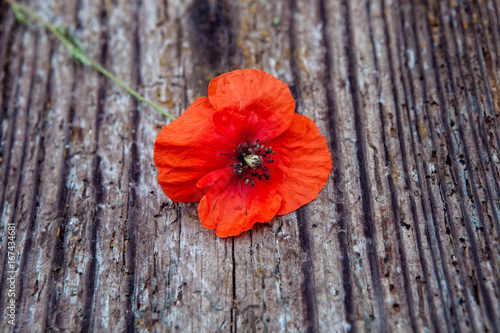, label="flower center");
[232,139,275,186]
[243,154,263,168]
